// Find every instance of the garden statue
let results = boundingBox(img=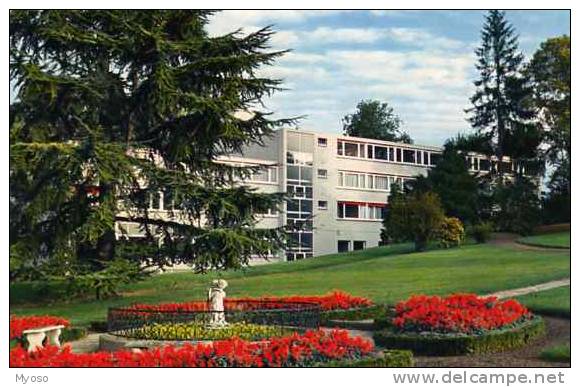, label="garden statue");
[208,279,228,327]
